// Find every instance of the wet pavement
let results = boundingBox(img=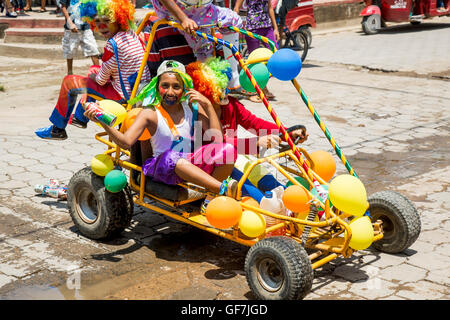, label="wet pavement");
[0,24,449,301]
